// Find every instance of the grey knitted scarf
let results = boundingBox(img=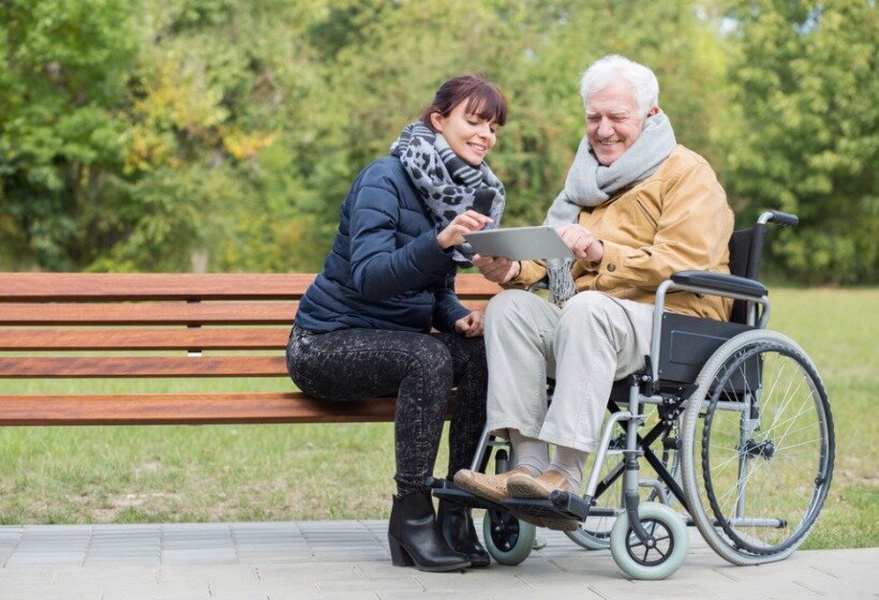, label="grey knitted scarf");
[390,122,506,264]
[543,113,677,304]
